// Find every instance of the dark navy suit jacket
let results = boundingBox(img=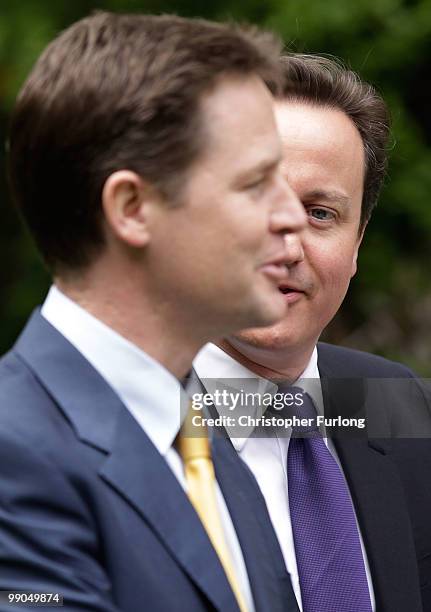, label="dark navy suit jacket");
[316,342,431,612]
[196,342,431,612]
[0,311,299,612]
